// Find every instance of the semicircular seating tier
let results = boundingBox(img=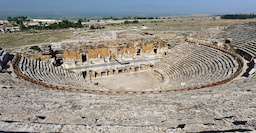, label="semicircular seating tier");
[215,22,256,59]
[154,42,242,90]
[12,55,107,91]
[12,43,243,93]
